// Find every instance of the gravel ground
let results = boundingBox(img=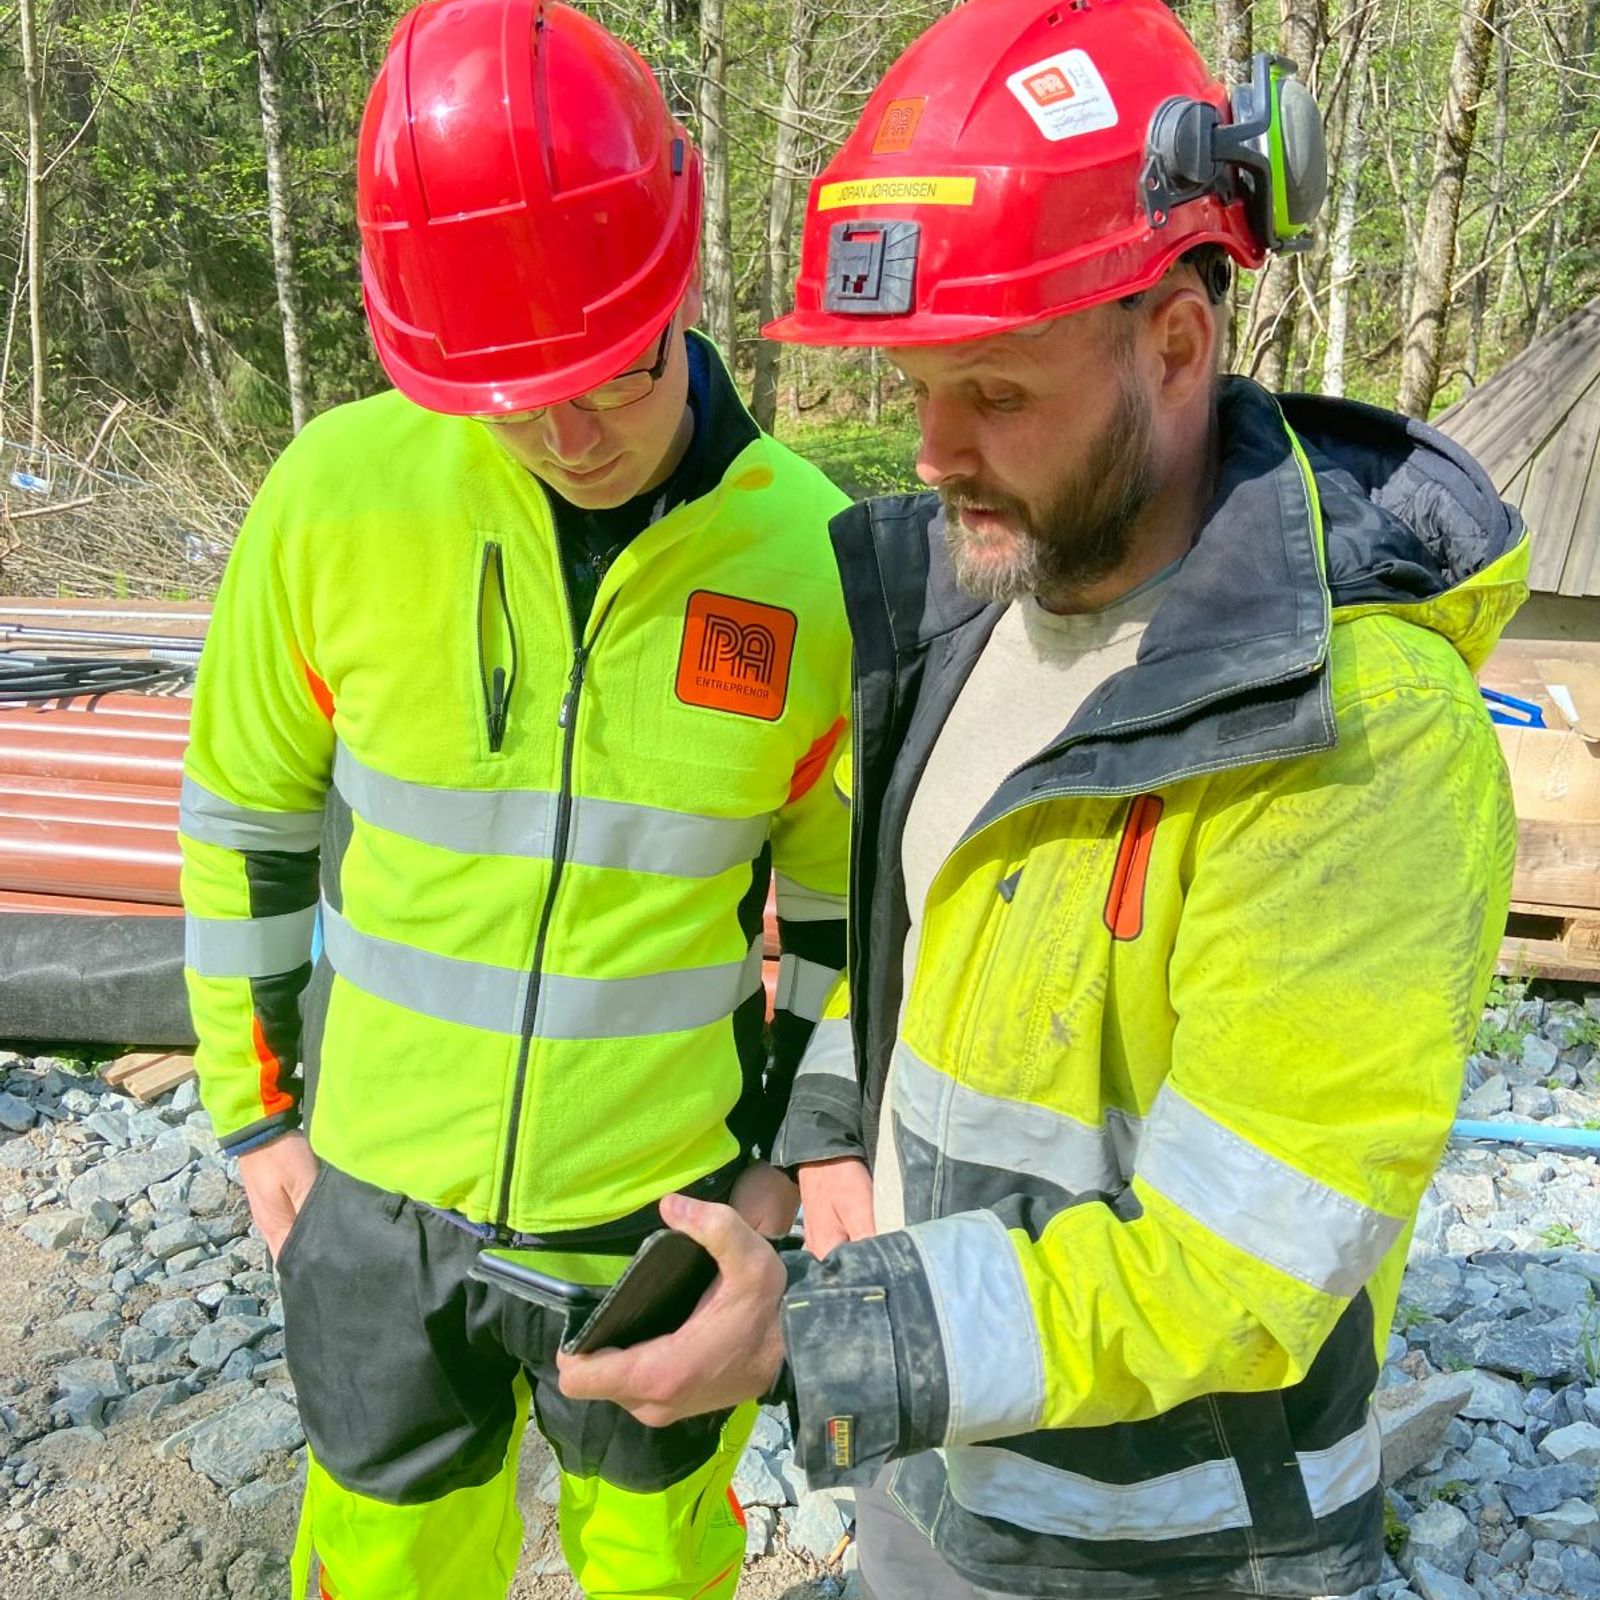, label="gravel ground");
[5,976,1600,1599]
